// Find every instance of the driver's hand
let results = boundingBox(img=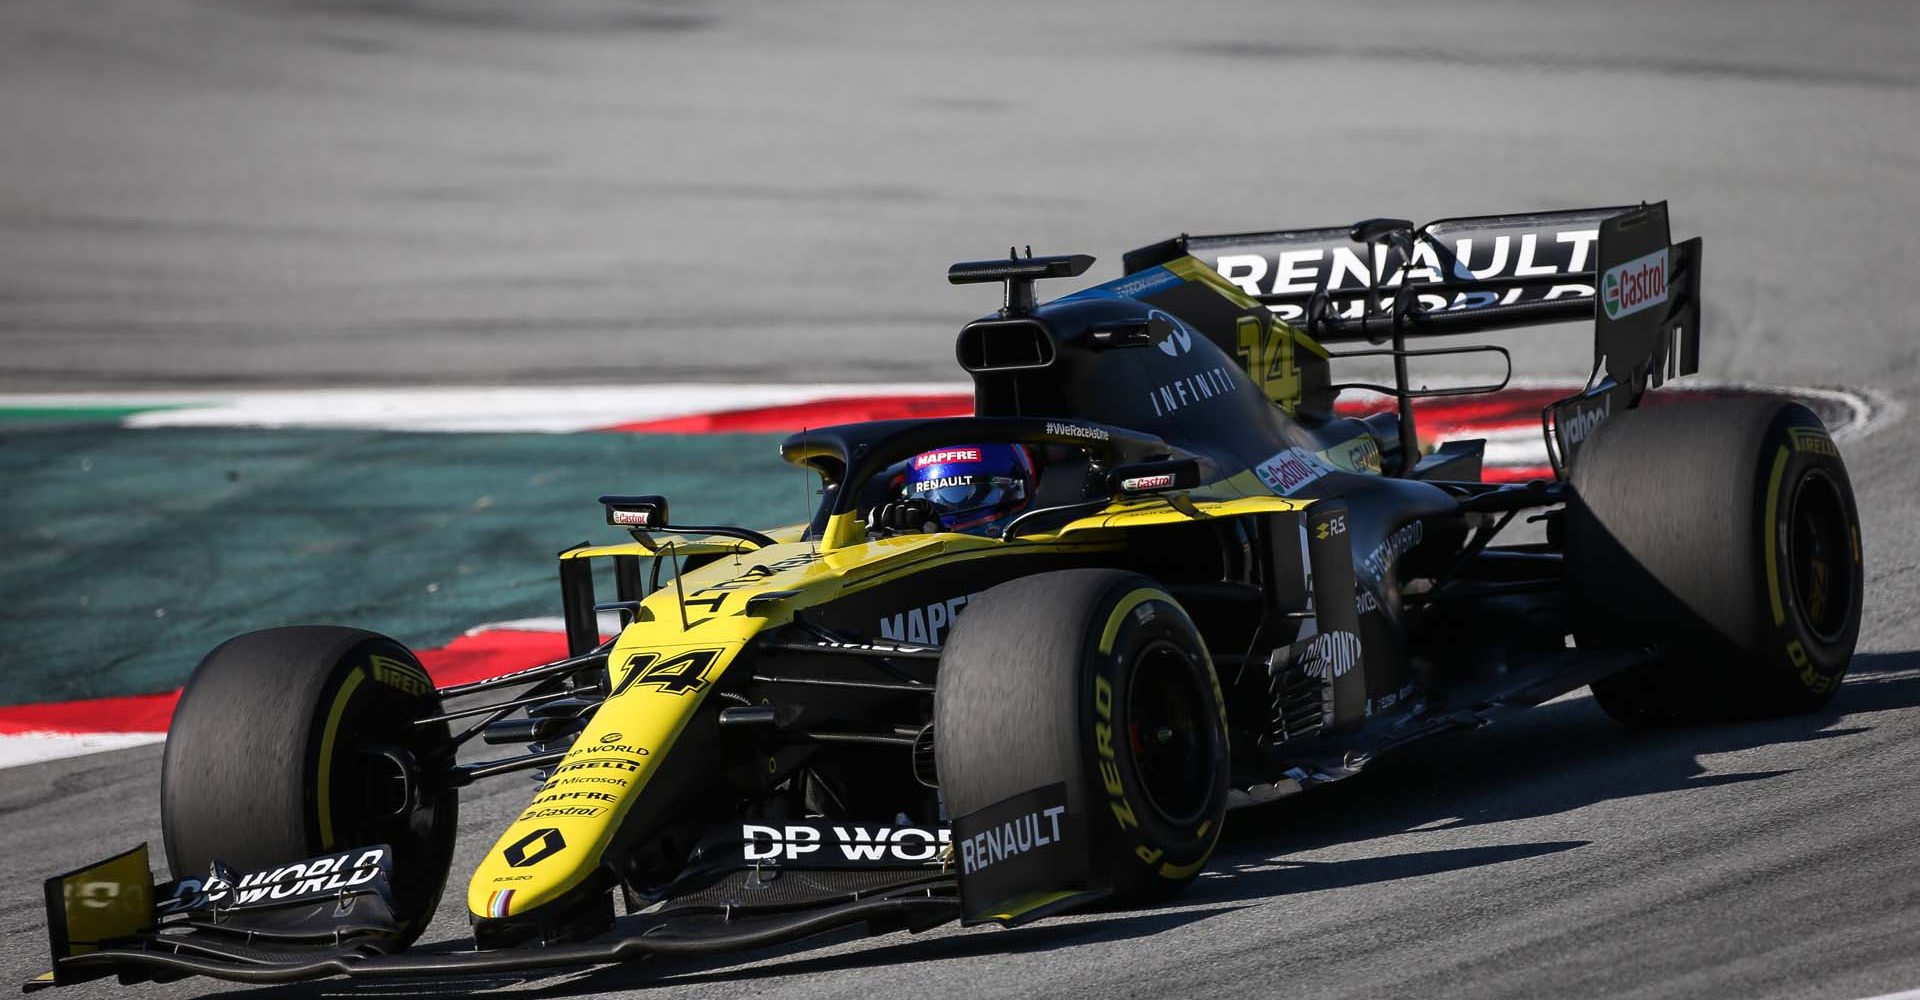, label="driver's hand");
[866,498,940,536]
